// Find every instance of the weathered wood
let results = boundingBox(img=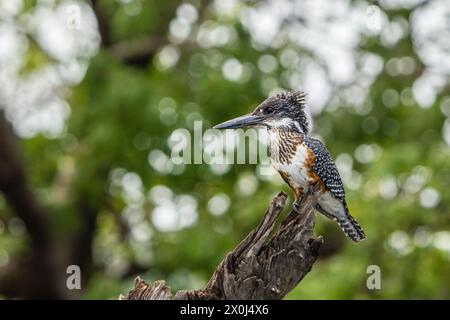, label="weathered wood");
[121,184,324,300]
